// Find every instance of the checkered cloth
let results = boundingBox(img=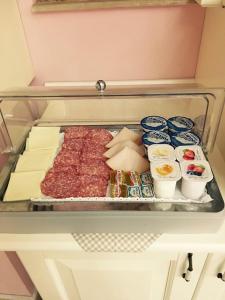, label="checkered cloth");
[72,233,161,253]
